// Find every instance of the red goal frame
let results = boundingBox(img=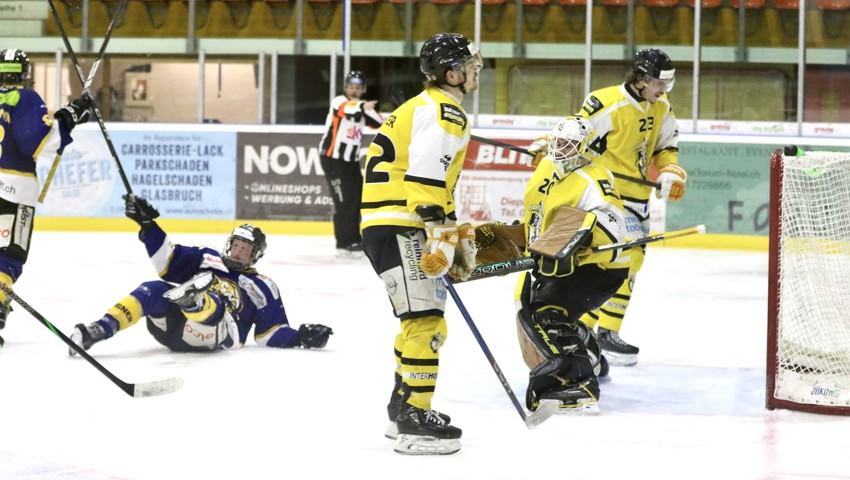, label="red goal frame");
[766,149,850,415]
